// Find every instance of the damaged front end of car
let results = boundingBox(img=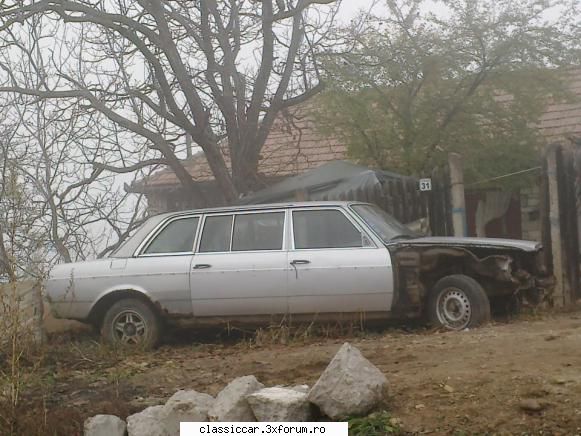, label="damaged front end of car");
[388,239,555,316]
